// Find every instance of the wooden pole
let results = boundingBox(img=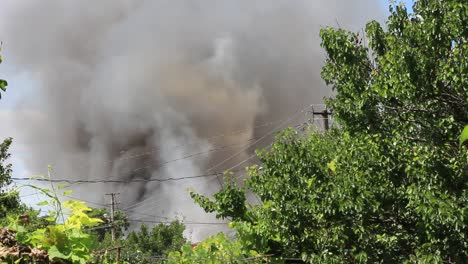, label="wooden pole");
[105,193,119,241]
[116,246,121,264]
